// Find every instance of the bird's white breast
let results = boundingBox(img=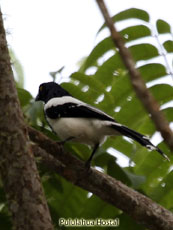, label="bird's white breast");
[46,117,116,147]
[44,96,120,147]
